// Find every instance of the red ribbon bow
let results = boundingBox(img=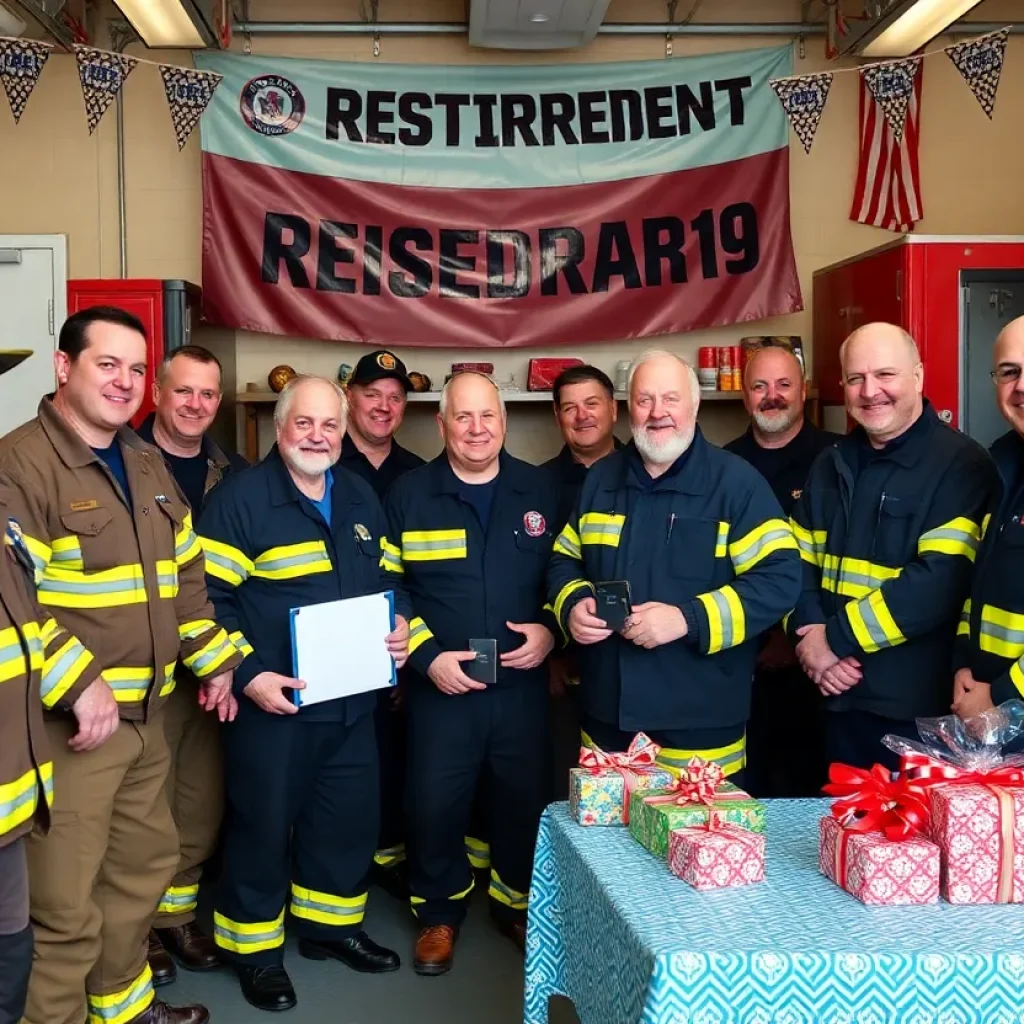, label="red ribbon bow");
[899,752,1024,790]
[578,732,659,774]
[667,757,726,807]
[823,762,931,840]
